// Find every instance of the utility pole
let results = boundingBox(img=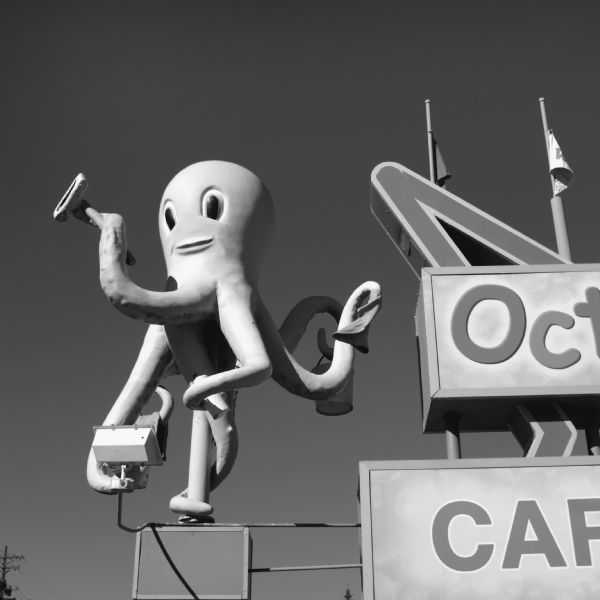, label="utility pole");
[0,546,23,600]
